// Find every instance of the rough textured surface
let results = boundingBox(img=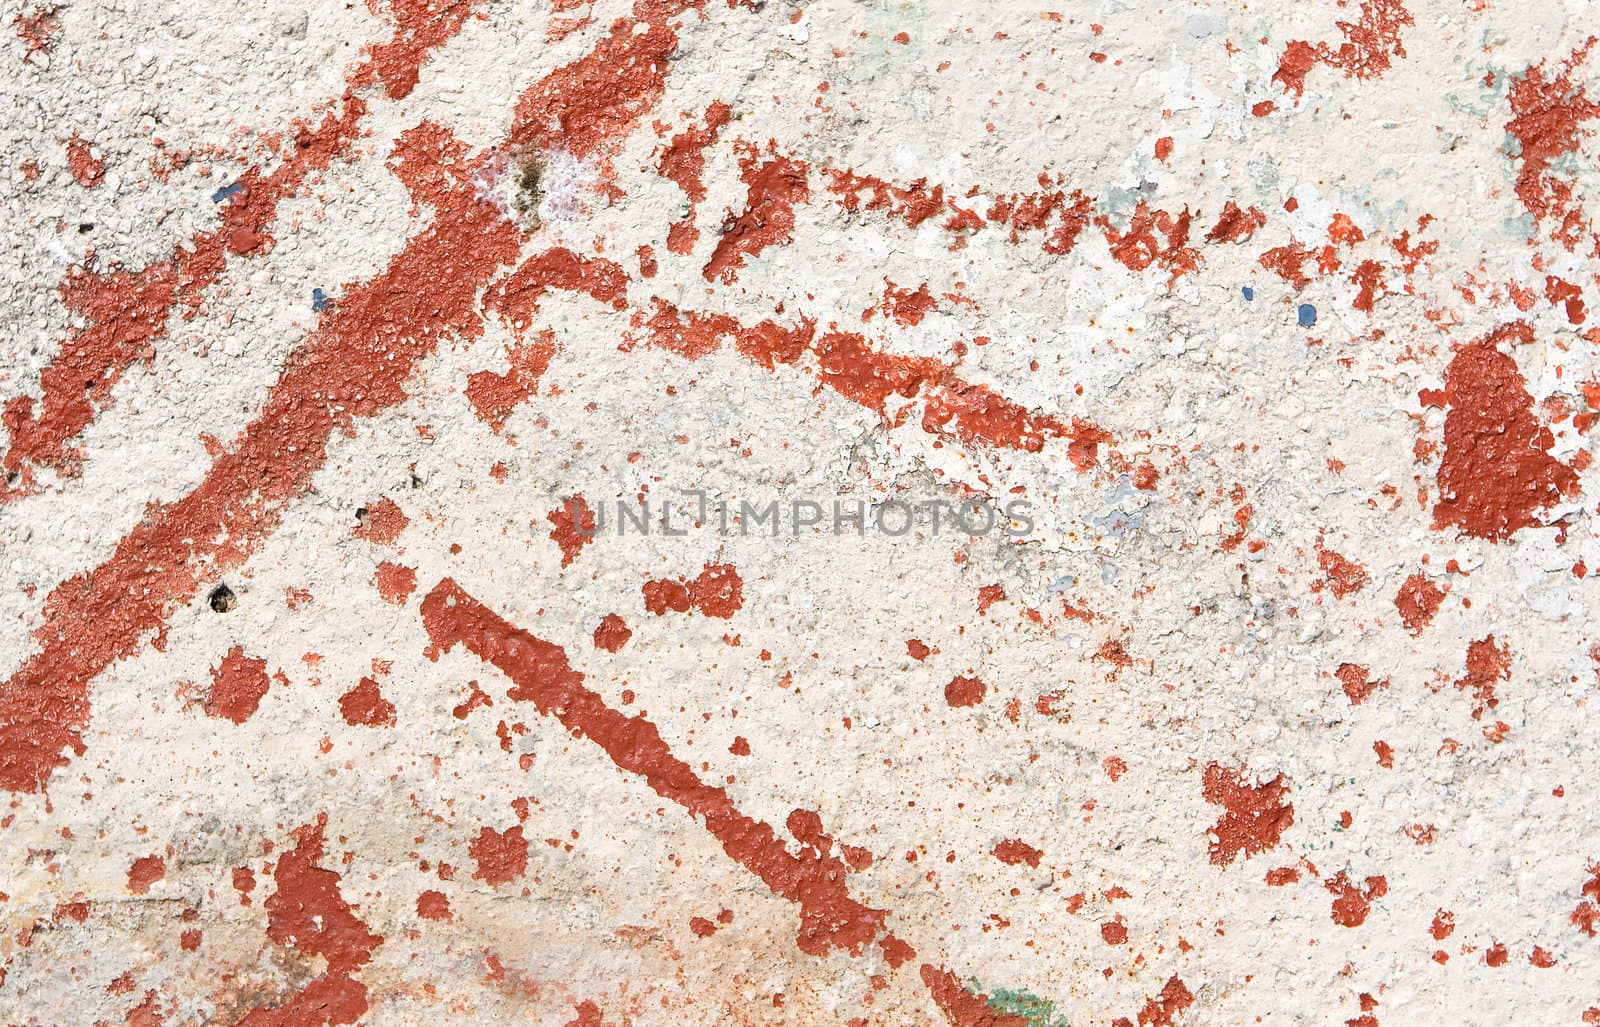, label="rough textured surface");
[2,1,1600,1023]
